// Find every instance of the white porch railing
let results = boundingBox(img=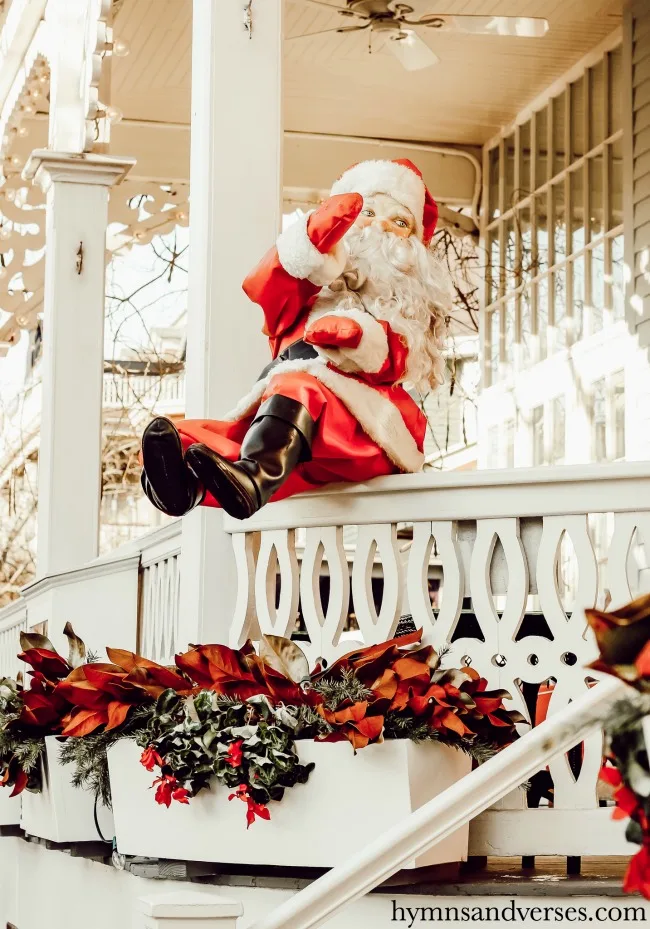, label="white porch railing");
[220,462,650,857]
[1,462,648,858]
[138,525,182,665]
[247,676,628,929]
[0,601,27,679]
[102,372,185,413]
